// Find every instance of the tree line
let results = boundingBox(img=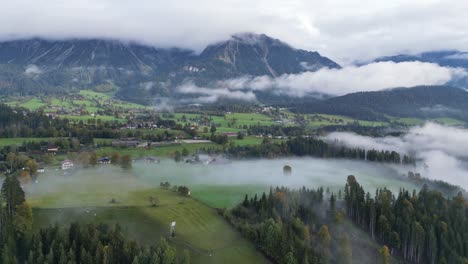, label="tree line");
[344,175,468,264]
[217,136,415,165]
[0,104,183,143]
[0,174,188,264]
